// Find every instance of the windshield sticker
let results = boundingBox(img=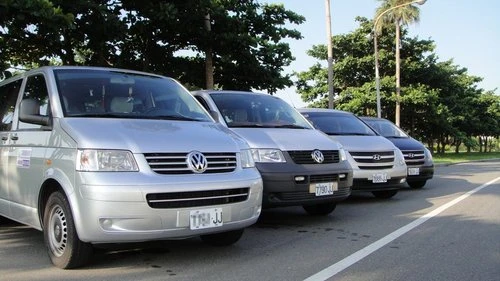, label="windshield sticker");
[17,148,32,168]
